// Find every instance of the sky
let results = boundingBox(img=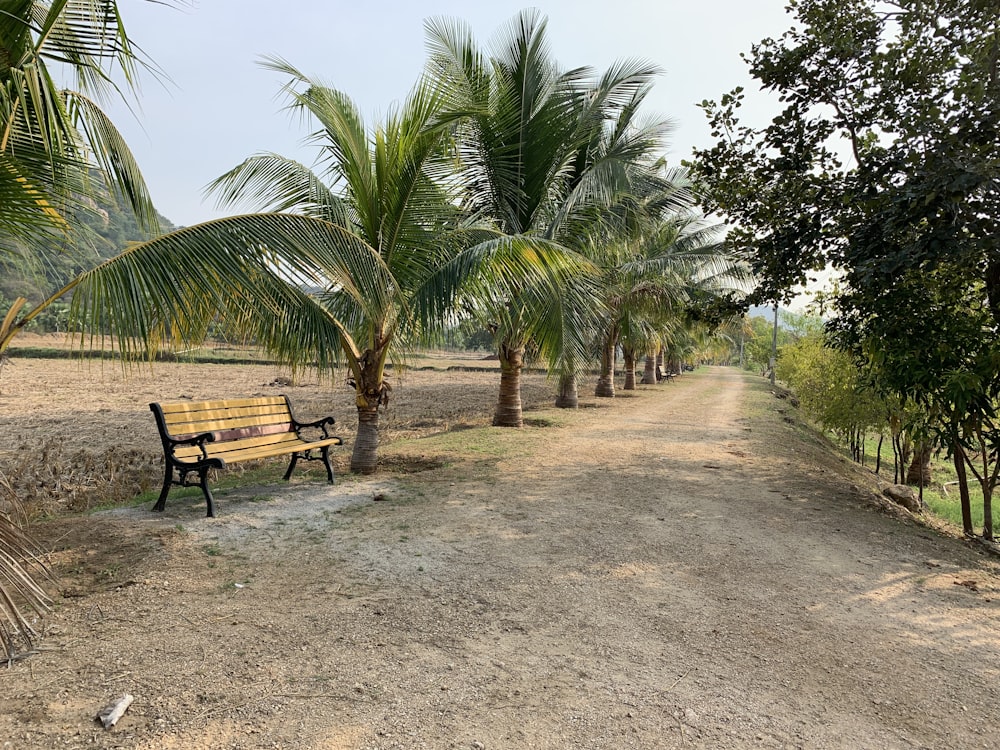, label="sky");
[102,0,796,229]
